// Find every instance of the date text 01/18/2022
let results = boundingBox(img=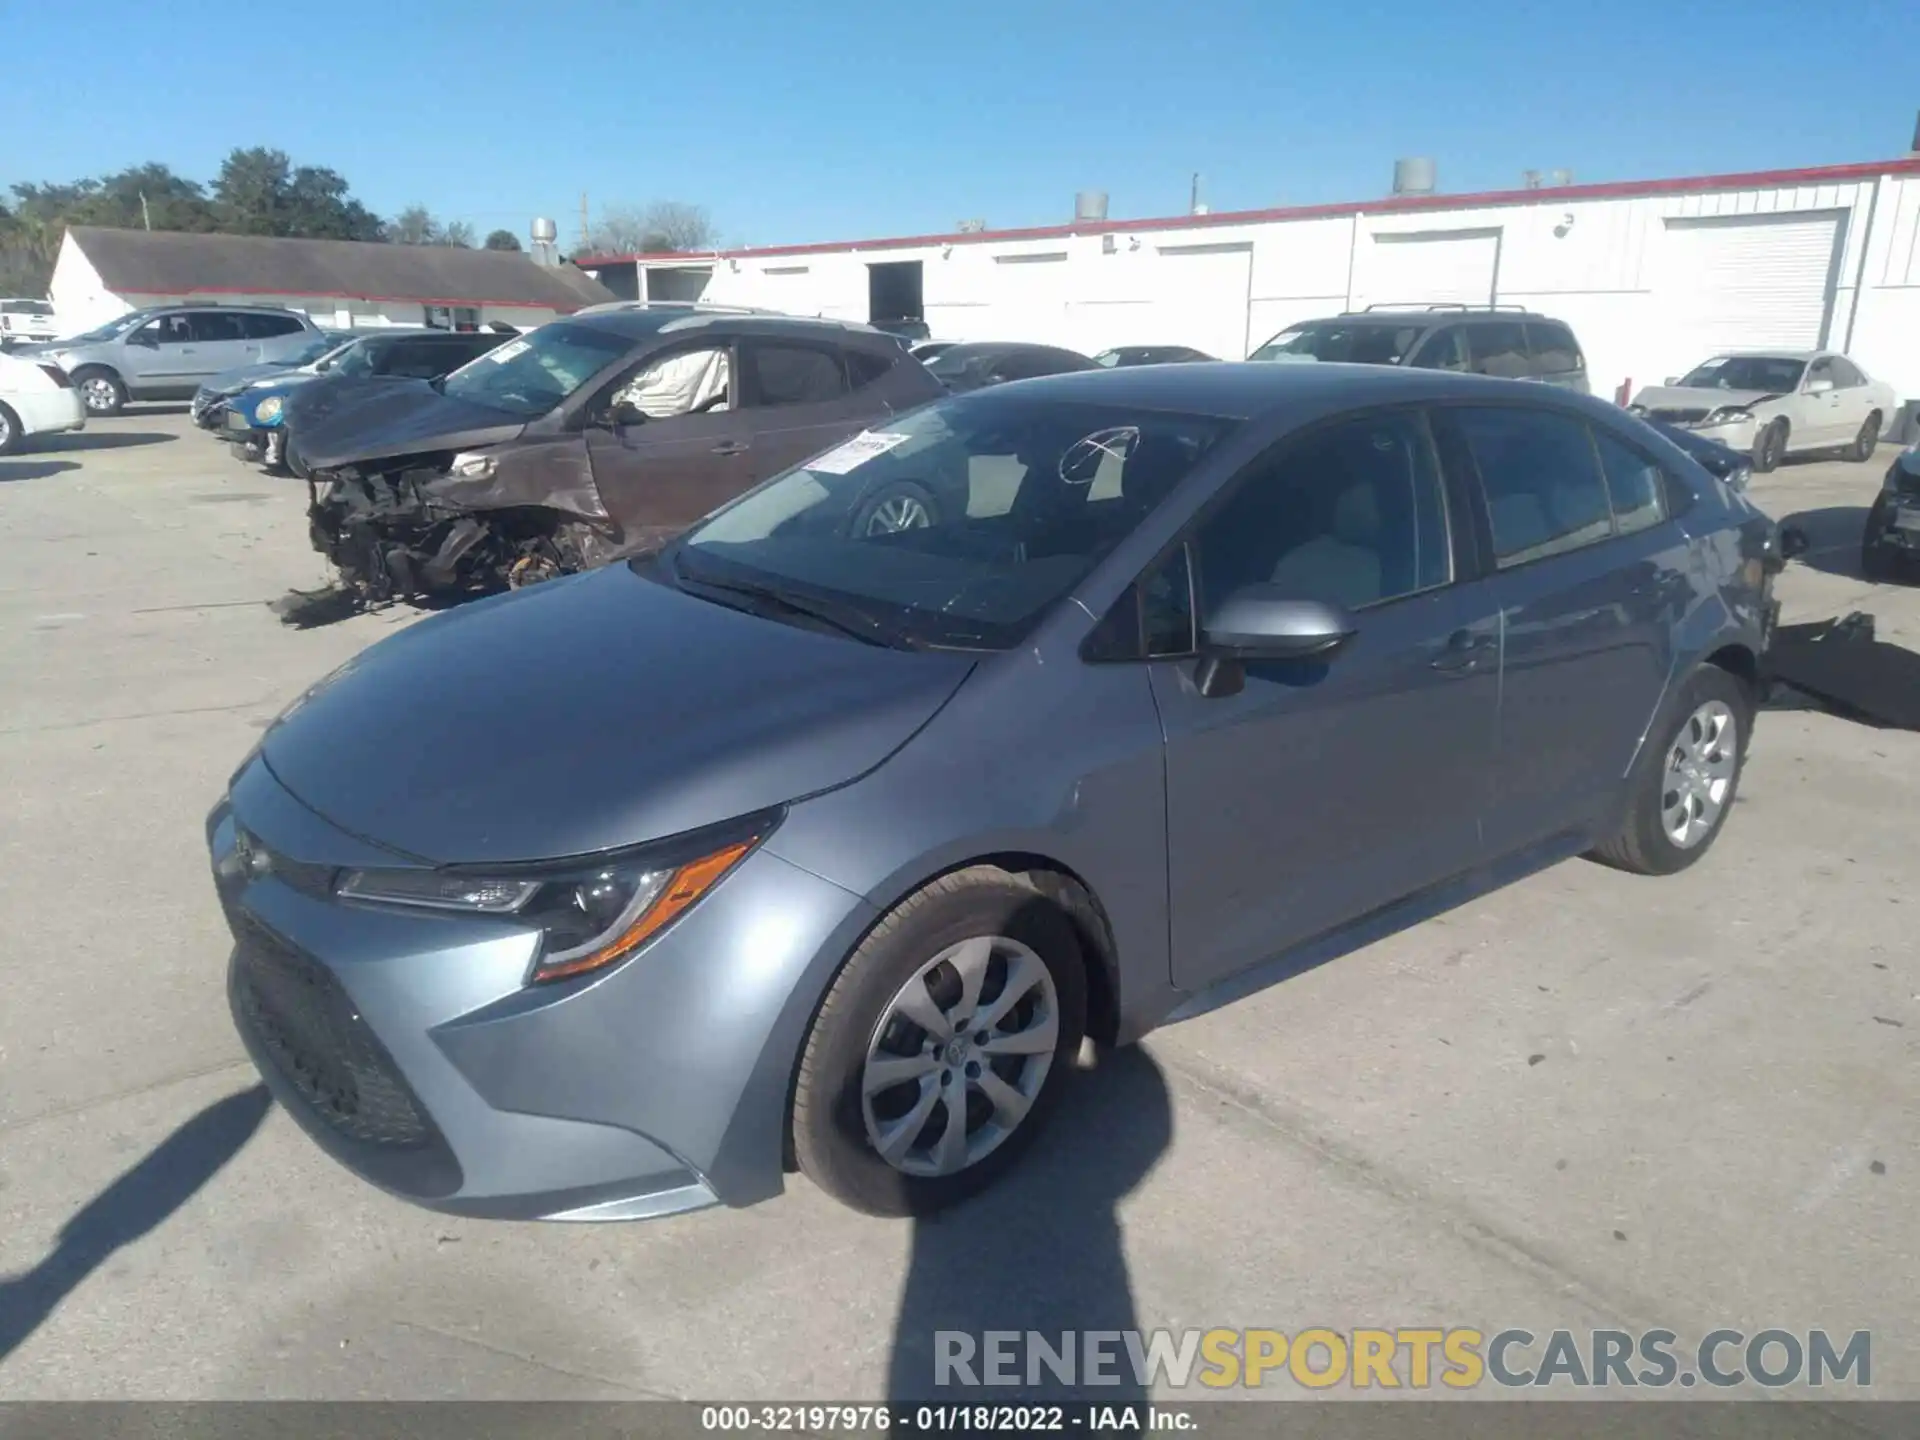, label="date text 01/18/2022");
[698,1405,1188,1432]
